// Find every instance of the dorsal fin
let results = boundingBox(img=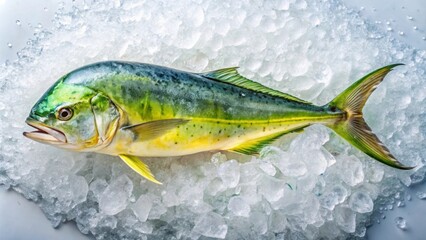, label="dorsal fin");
[201,67,311,104]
